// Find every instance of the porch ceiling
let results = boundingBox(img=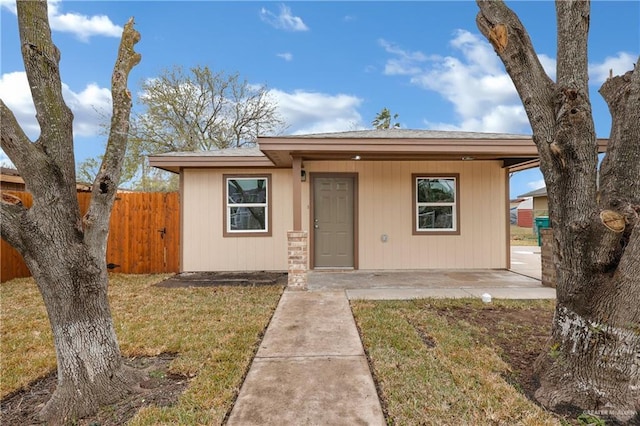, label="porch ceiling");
[259,135,541,170]
[258,132,608,171]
